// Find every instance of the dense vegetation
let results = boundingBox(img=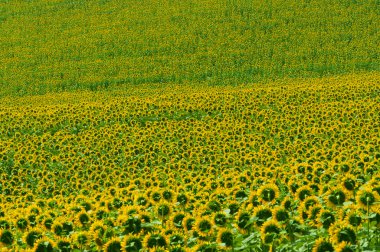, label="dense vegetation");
[1,0,379,97]
[0,73,379,251]
[0,0,379,251]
